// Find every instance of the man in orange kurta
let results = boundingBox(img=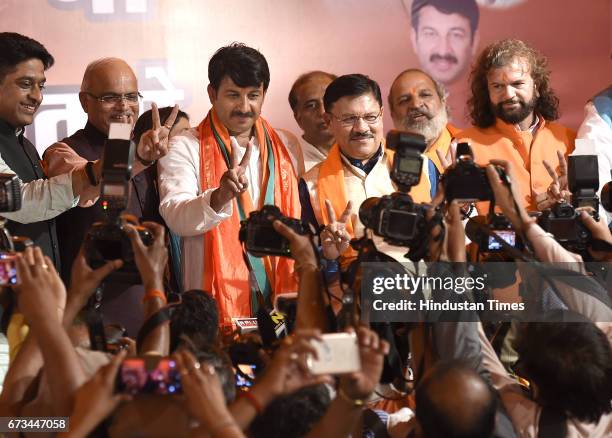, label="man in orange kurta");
[458,39,575,213]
